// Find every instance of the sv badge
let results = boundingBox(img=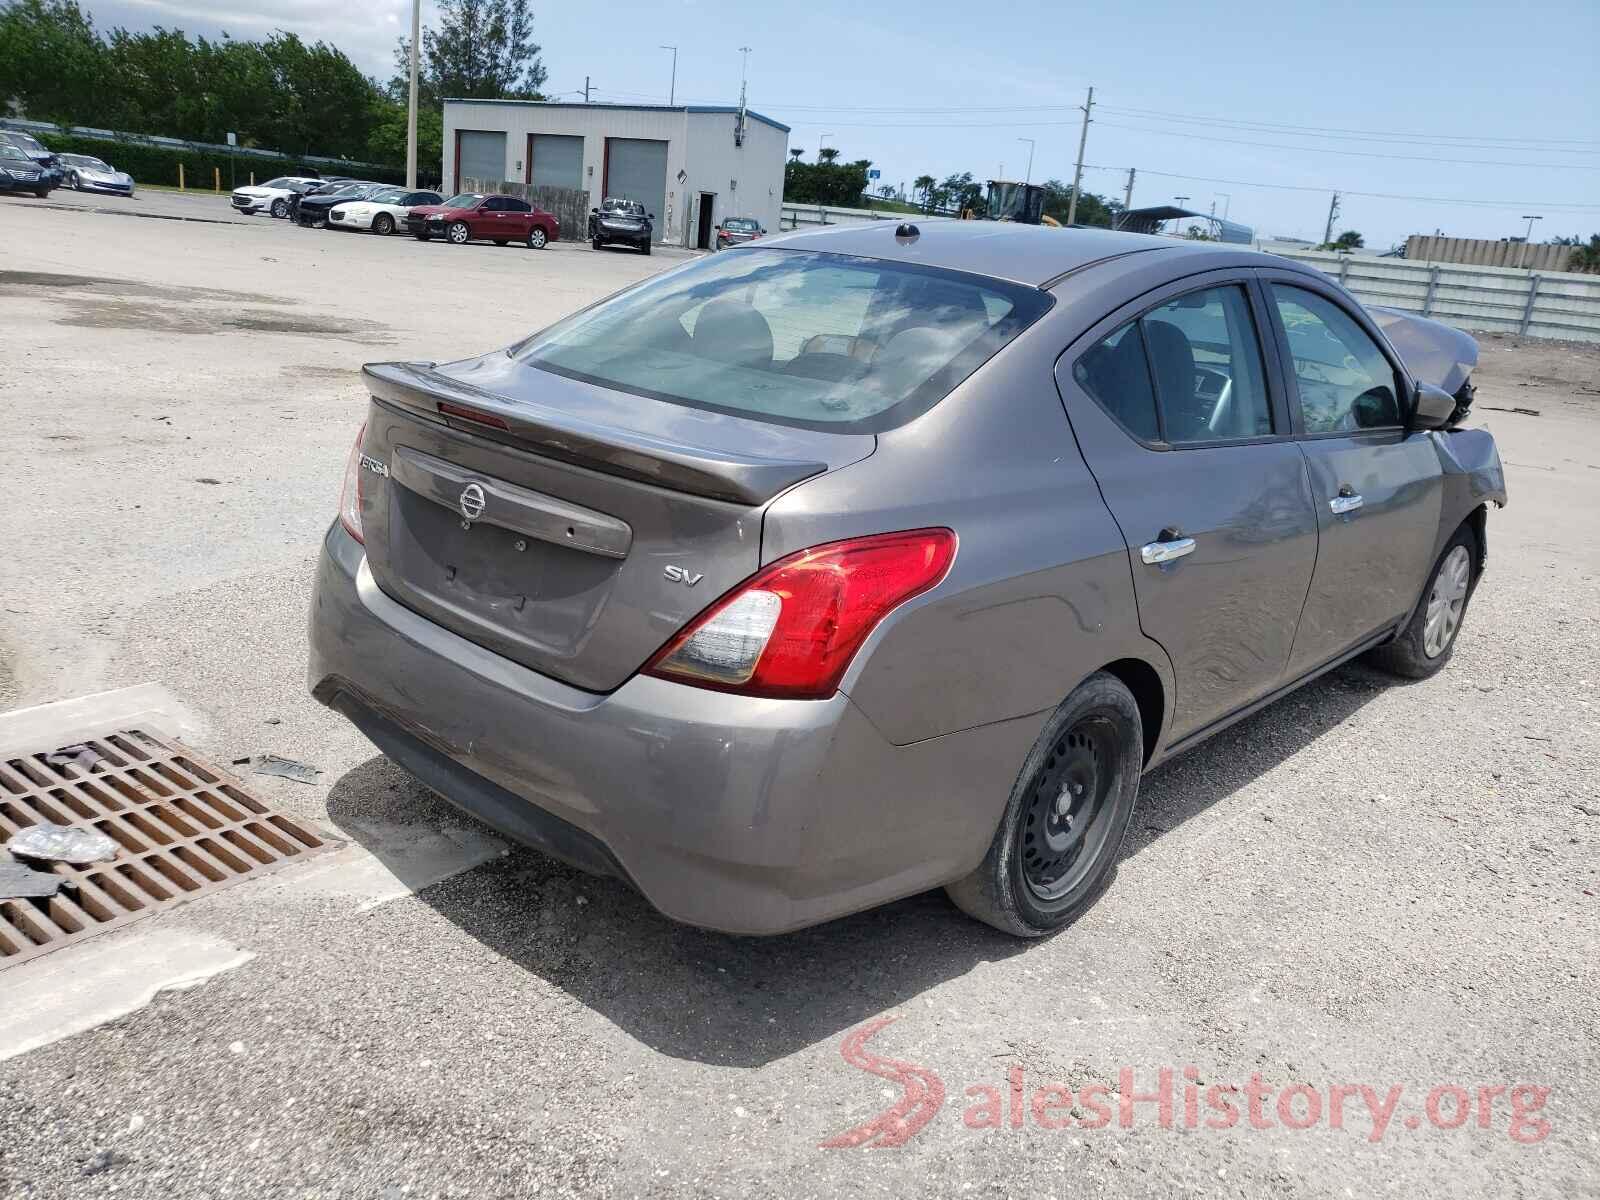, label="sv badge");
[663,565,704,587]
